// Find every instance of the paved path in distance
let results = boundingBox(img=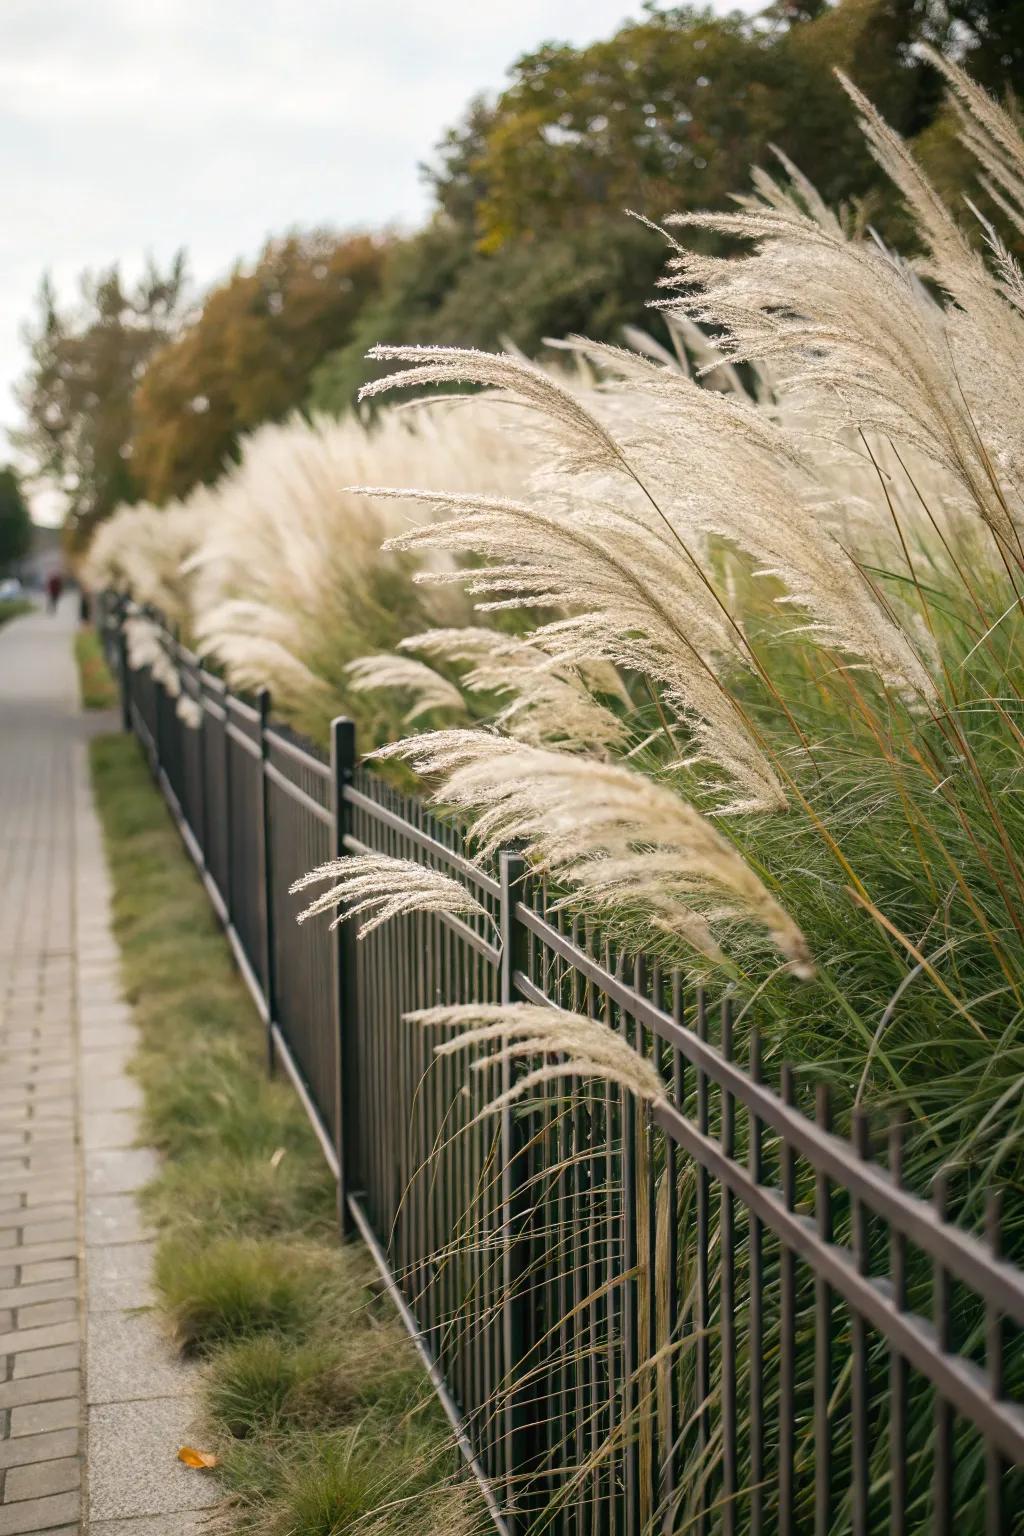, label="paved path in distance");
[0,599,216,1535]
